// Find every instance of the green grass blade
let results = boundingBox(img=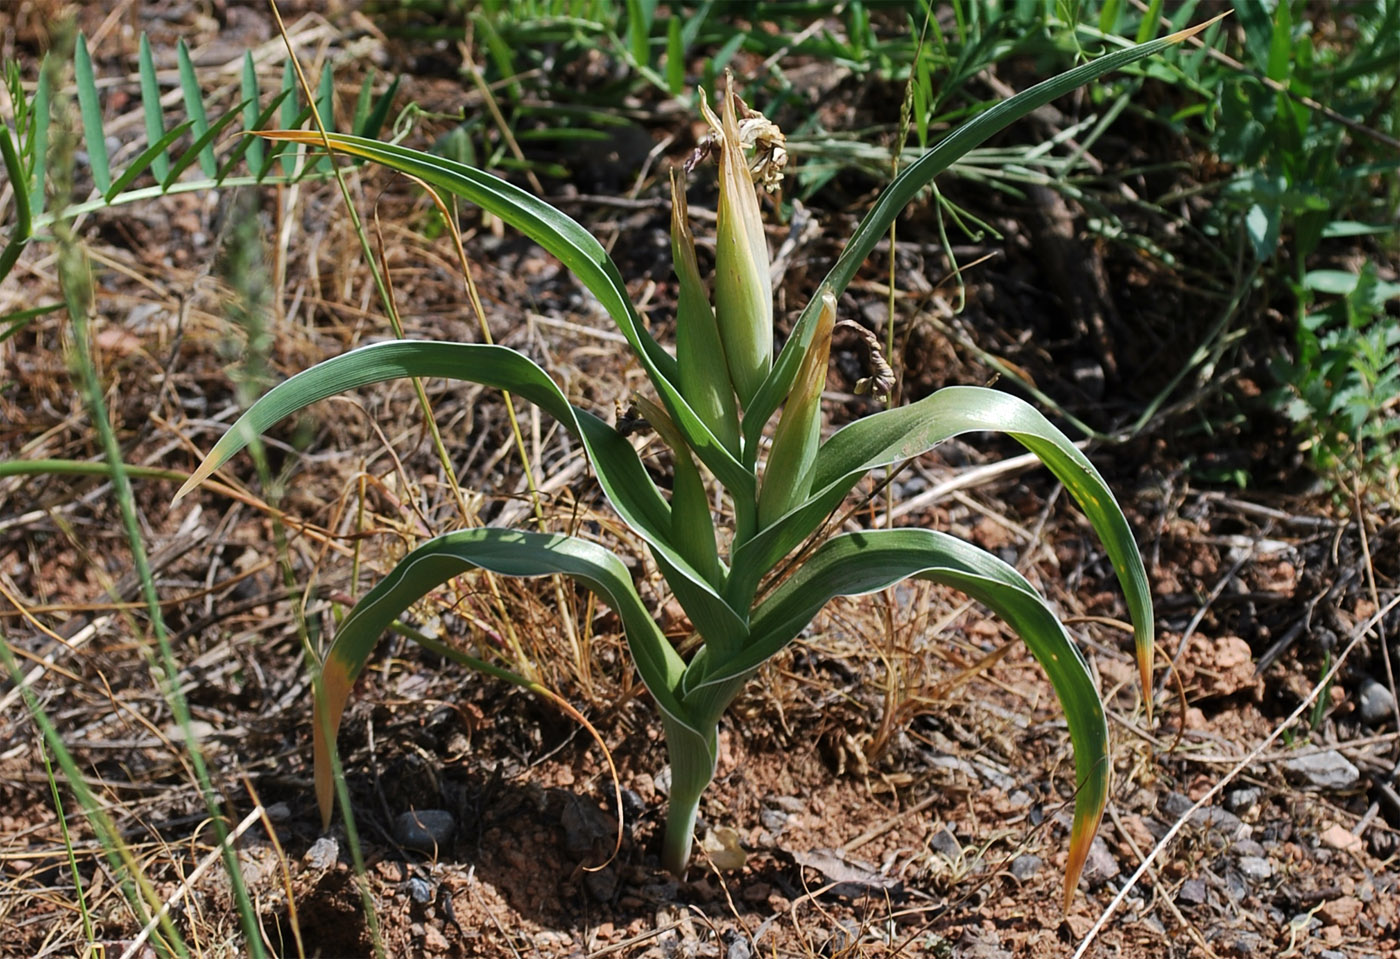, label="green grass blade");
[223,88,294,182]
[742,14,1227,450]
[314,66,334,173]
[74,33,111,195]
[138,35,170,183]
[665,17,685,94]
[313,527,688,823]
[278,60,299,177]
[31,59,50,216]
[0,127,32,284]
[175,39,216,178]
[105,119,193,201]
[351,69,375,139]
[257,130,753,500]
[160,104,246,190]
[735,527,1110,908]
[1,302,64,343]
[357,75,400,141]
[241,52,264,174]
[173,339,746,646]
